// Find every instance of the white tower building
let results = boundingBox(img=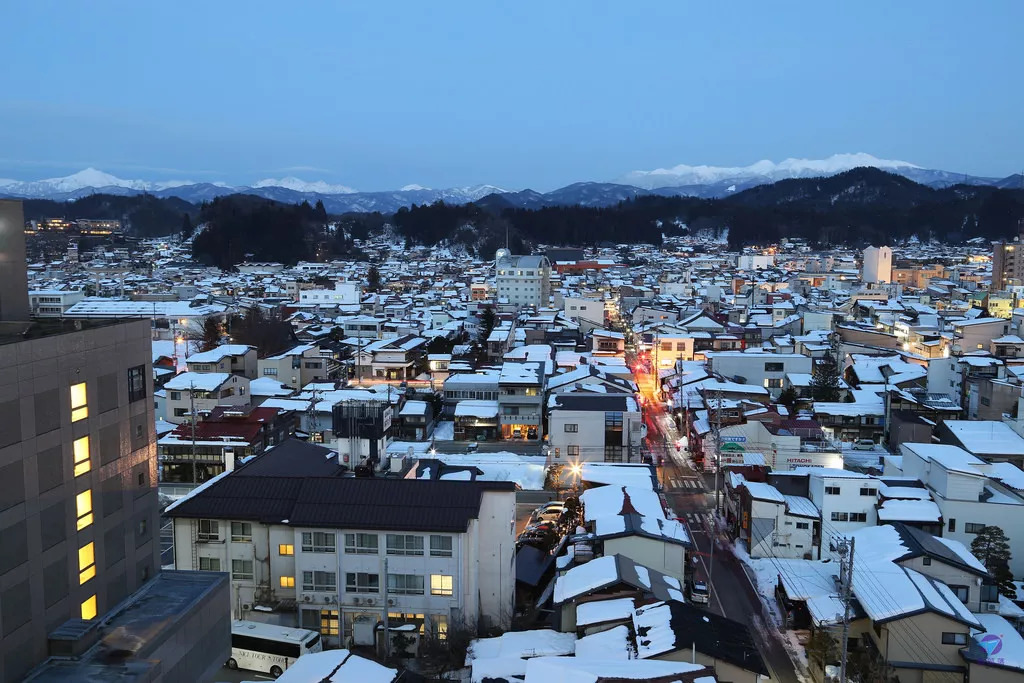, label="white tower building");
[861,246,892,284]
